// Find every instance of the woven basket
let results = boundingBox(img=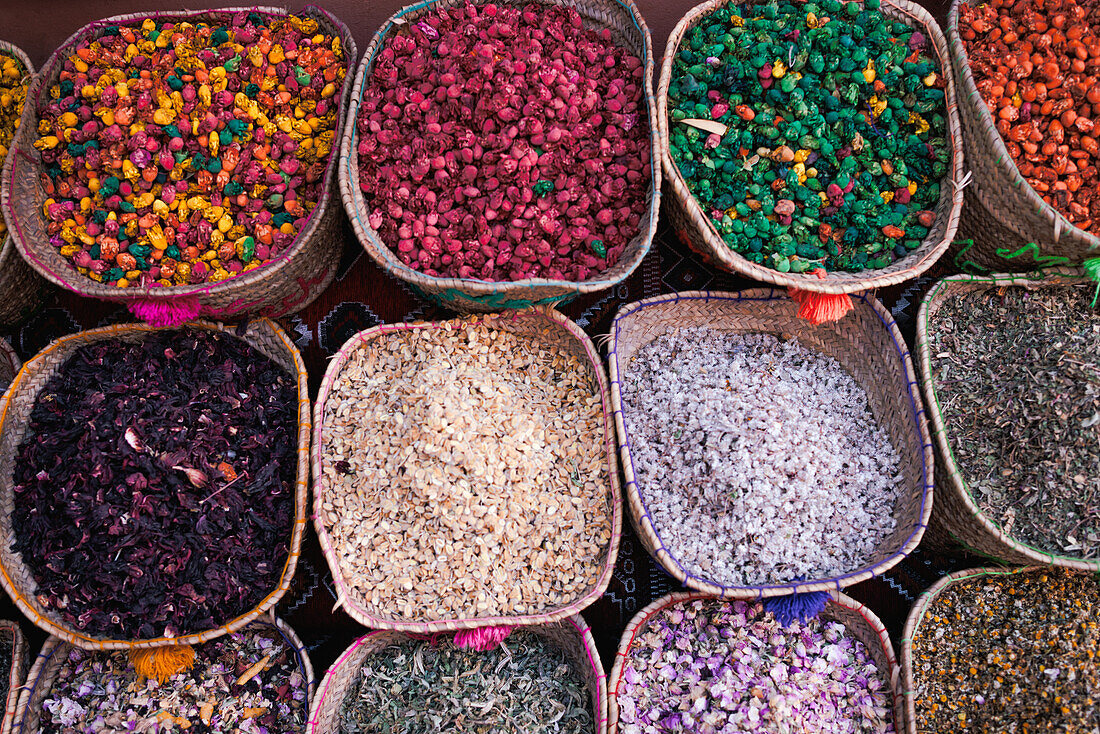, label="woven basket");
[0,340,19,392]
[947,0,1100,272]
[607,289,933,597]
[338,0,661,312]
[608,591,903,733]
[0,7,357,326]
[307,614,607,733]
[0,42,45,331]
[0,621,27,734]
[916,269,1100,570]
[313,306,622,632]
[658,0,964,296]
[13,615,314,734]
[0,319,311,649]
